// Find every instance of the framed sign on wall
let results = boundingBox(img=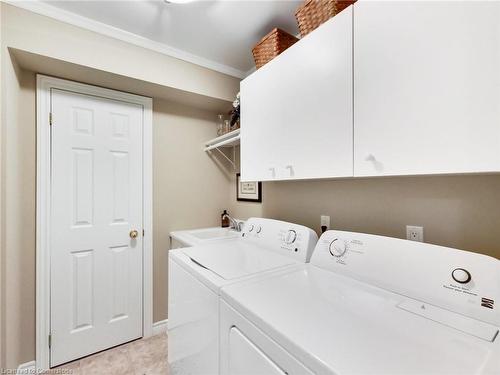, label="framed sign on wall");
[236,173,262,202]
